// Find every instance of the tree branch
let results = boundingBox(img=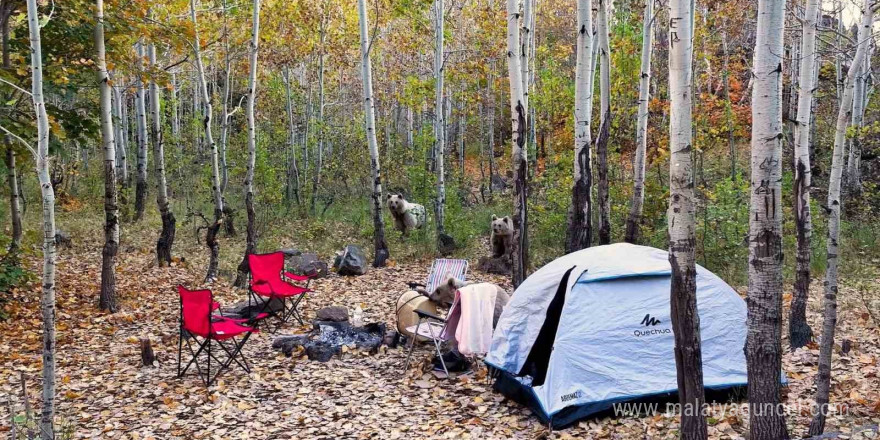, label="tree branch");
[0,123,37,157]
[0,77,33,97]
